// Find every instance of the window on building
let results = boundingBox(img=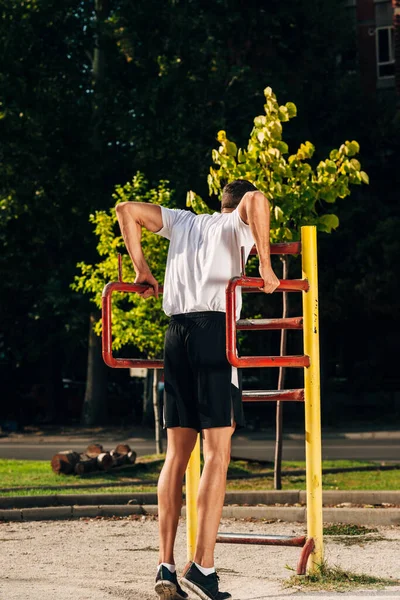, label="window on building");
[376,26,395,78]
